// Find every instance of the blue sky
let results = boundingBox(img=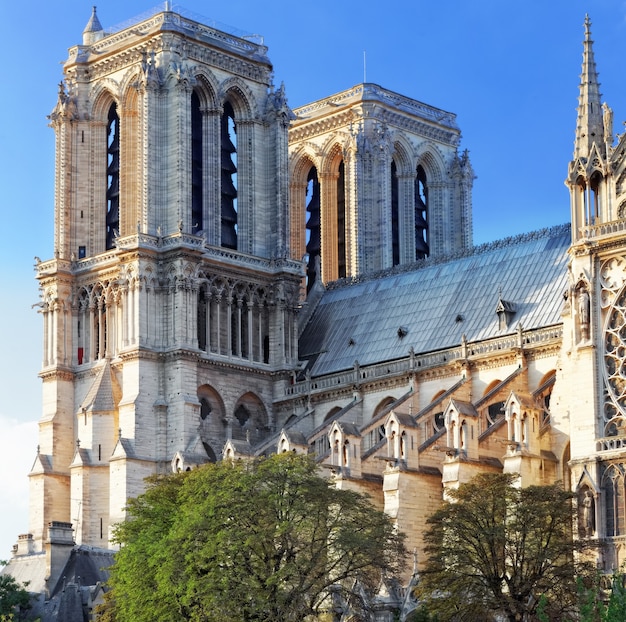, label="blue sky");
[1,0,625,558]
